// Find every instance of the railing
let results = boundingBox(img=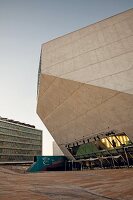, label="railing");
[73,145,133,169]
